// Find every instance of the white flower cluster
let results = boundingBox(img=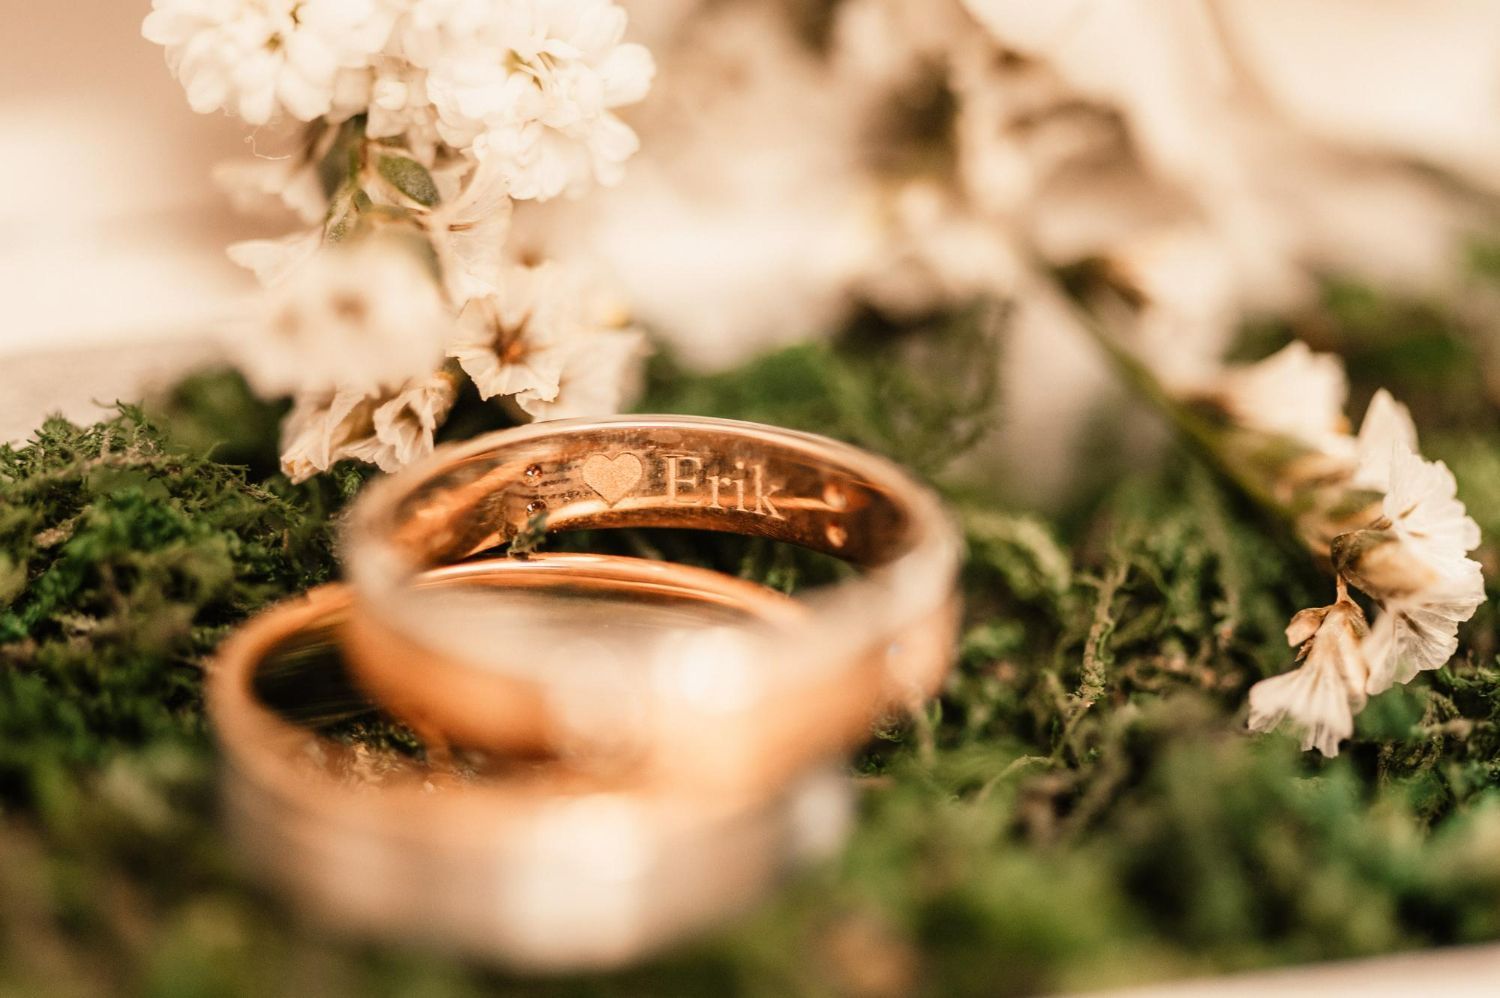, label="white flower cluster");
[142,0,397,125]
[144,0,654,482]
[145,0,653,197]
[1212,346,1488,756]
